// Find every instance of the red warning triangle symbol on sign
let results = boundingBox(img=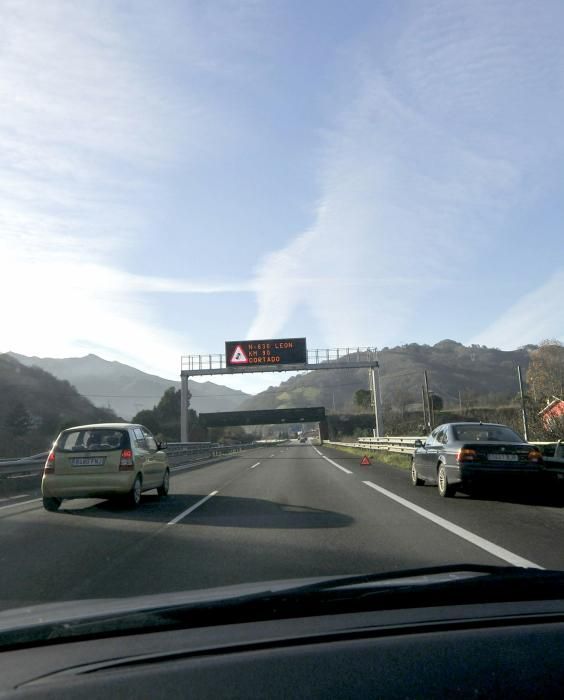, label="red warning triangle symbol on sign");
[230,345,249,364]
[360,455,371,466]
